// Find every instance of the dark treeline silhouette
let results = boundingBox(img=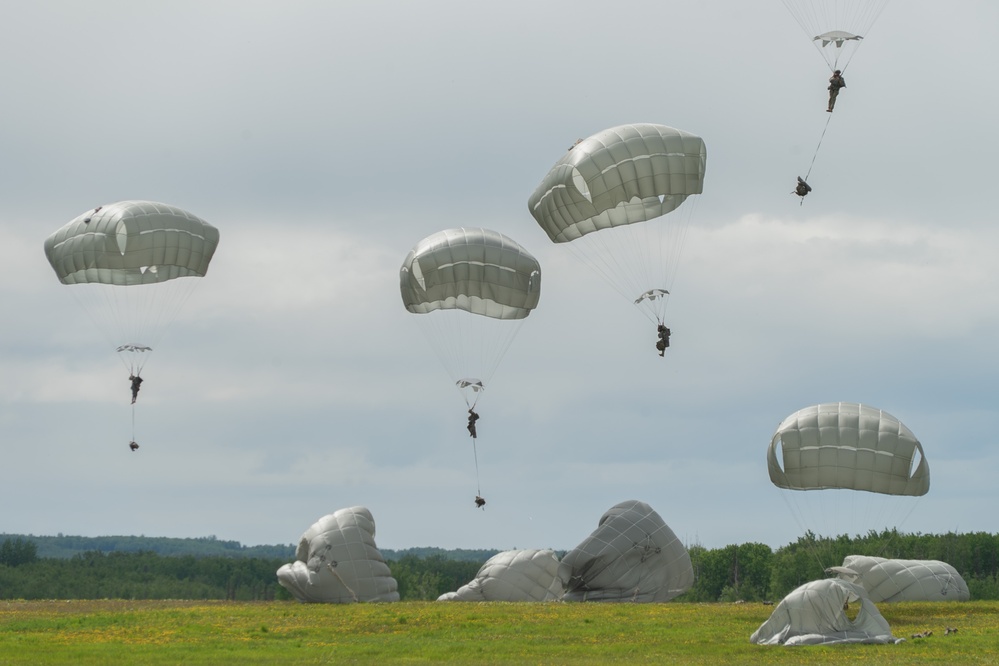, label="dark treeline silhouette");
[0,533,296,560]
[0,534,500,564]
[3,531,999,602]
